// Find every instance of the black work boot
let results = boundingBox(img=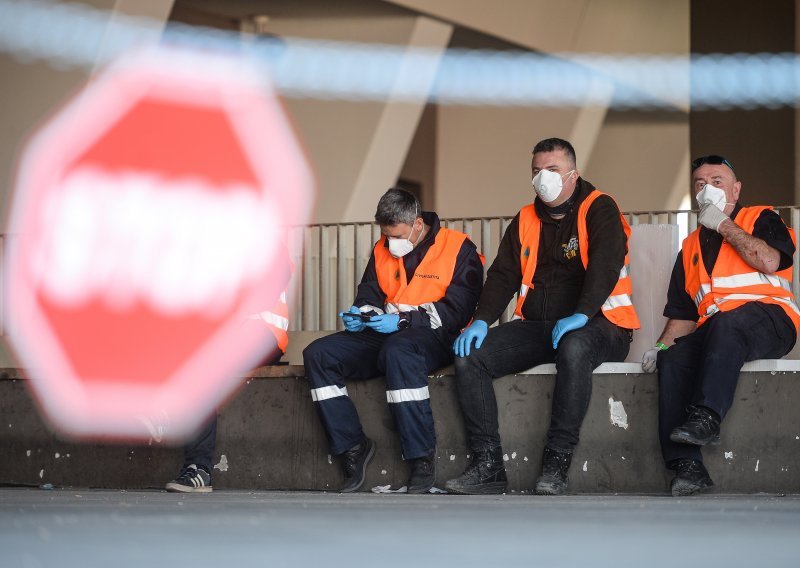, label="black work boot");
[445,448,507,495]
[670,406,720,446]
[669,458,714,496]
[535,446,573,495]
[339,437,376,493]
[407,452,437,494]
